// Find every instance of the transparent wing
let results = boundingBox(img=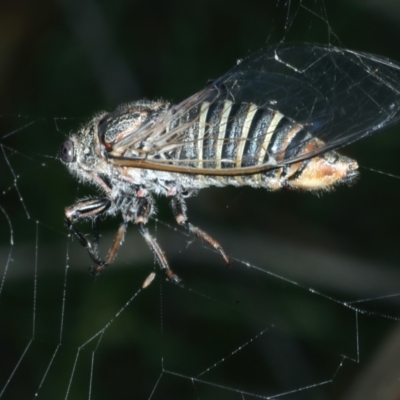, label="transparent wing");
[223,44,400,162]
[109,43,400,173]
